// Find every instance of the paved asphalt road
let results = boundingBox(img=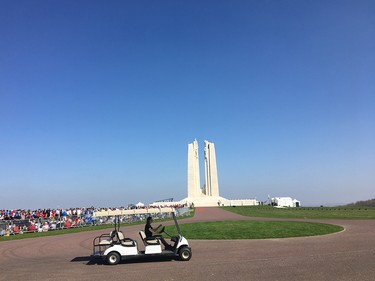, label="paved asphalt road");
[0,207,374,281]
